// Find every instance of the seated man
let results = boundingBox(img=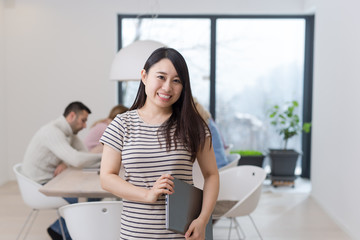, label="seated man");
[22,101,102,240]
